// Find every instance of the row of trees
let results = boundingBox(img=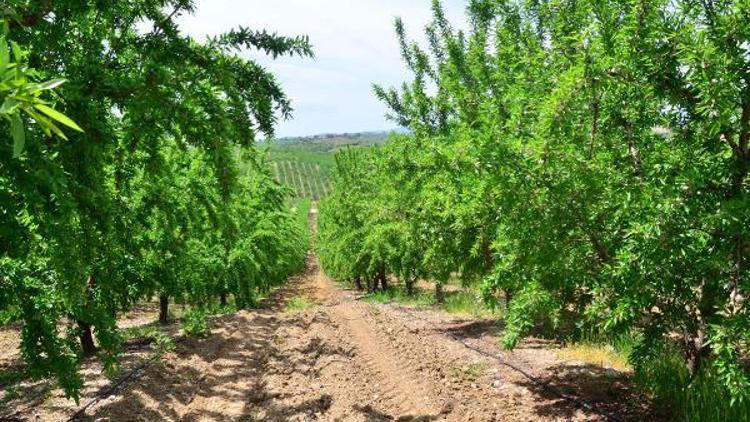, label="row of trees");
[0,2,310,400]
[318,0,750,406]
